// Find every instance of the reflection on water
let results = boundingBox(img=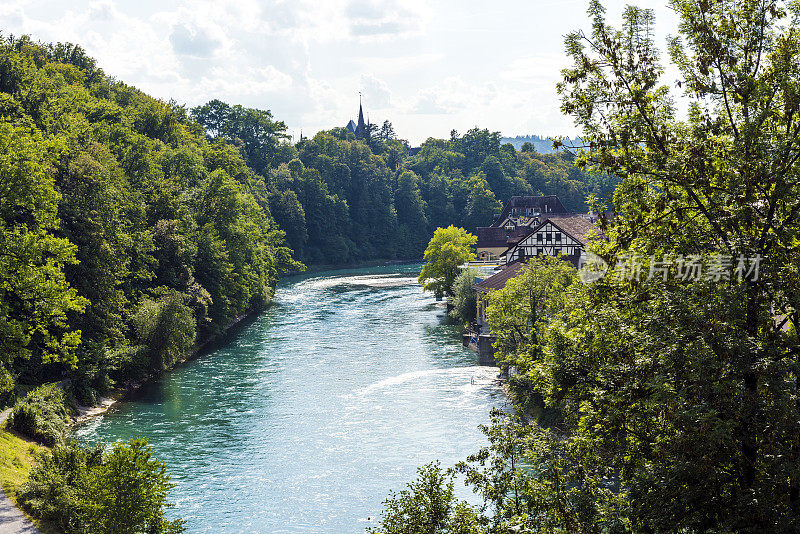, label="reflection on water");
[76,264,507,533]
